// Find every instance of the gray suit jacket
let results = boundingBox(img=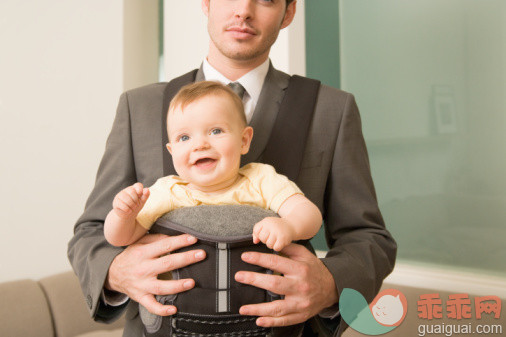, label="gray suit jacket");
[68,65,397,337]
